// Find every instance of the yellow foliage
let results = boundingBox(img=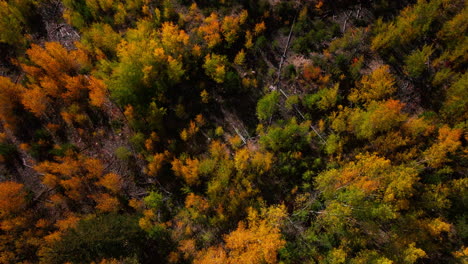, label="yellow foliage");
[426,218,451,236]
[200,89,209,103]
[234,49,246,65]
[228,134,243,148]
[403,116,433,137]
[328,248,347,264]
[403,243,426,264]
[245,30,253,49]
[452,246,468,260]
[234,148,250,171]
[349,65,396,104]
[250,151,274,173]
[209,140,229,160]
